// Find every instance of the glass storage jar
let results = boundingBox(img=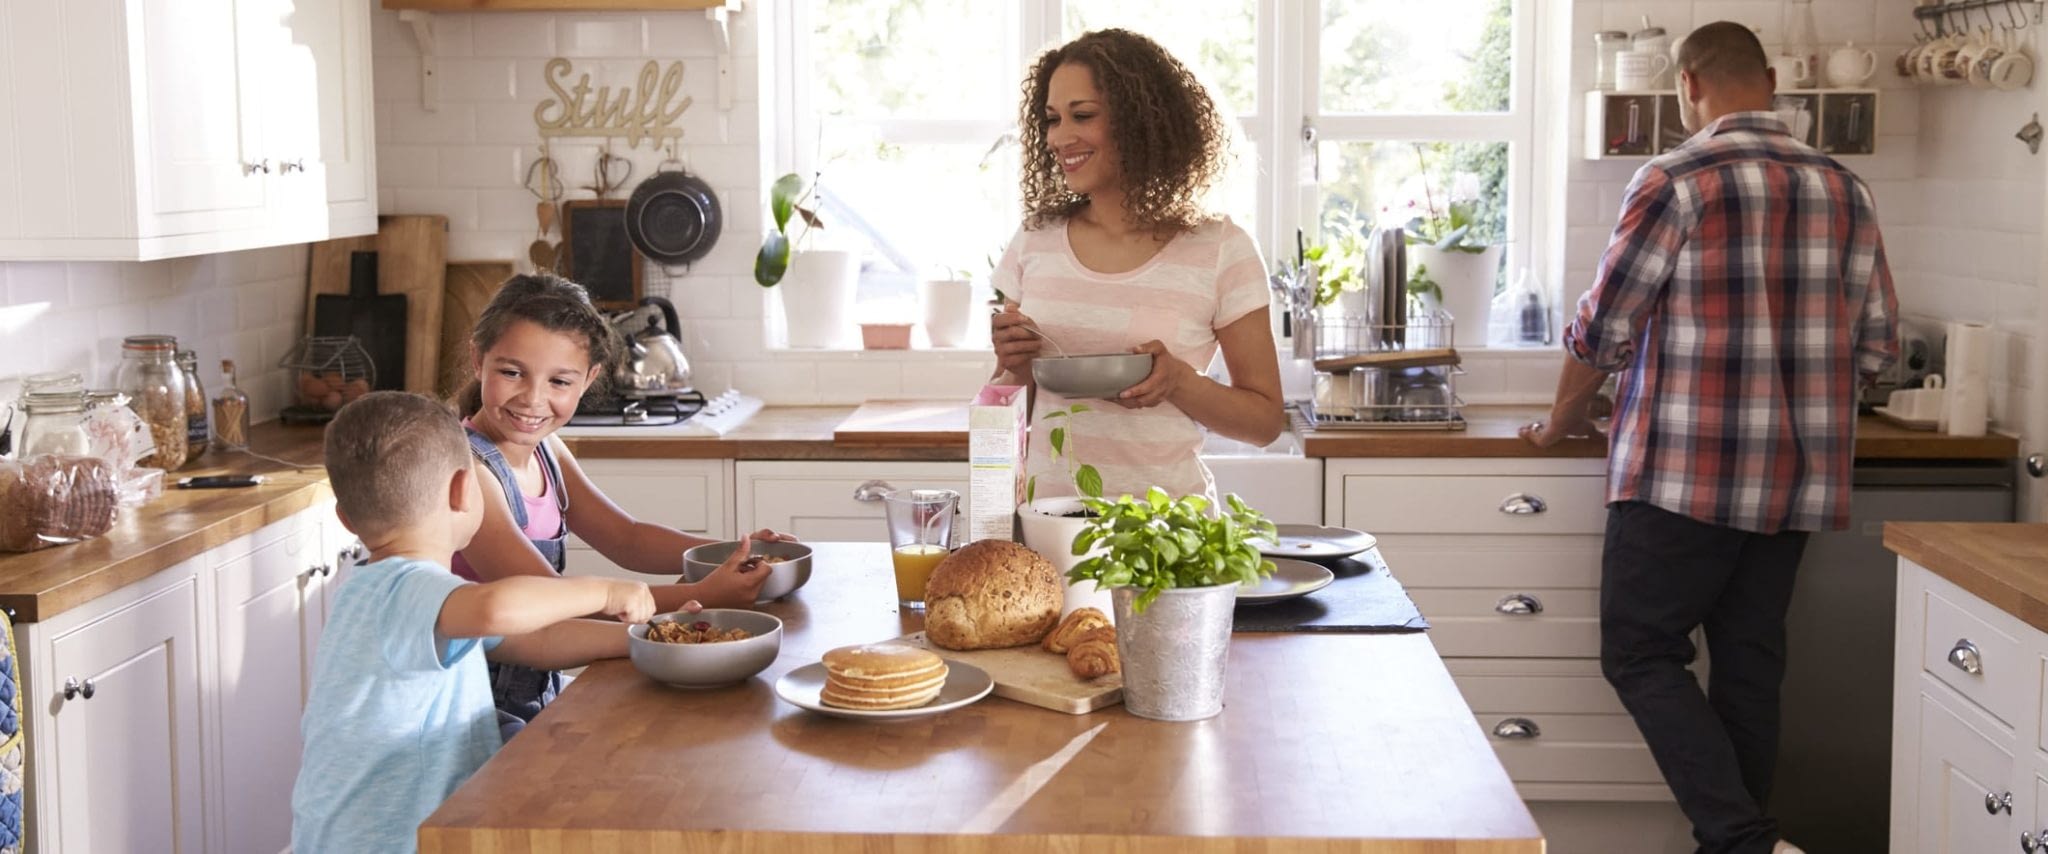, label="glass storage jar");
[175,349,207,465]
[213,359,250,451]
[114,334,188,470]
[16,390,90,458]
